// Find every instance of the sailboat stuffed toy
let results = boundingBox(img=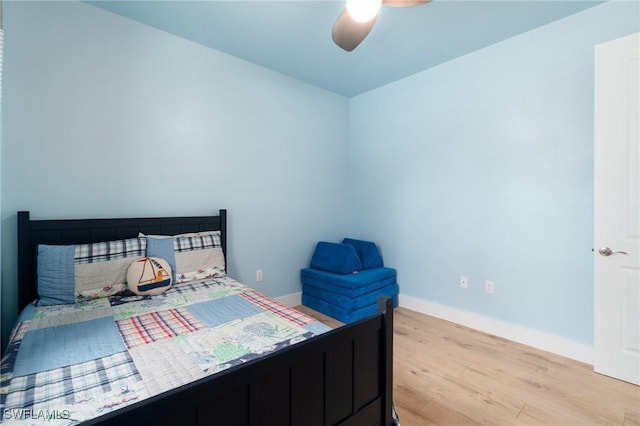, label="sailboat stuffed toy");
[126,257,173,295]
